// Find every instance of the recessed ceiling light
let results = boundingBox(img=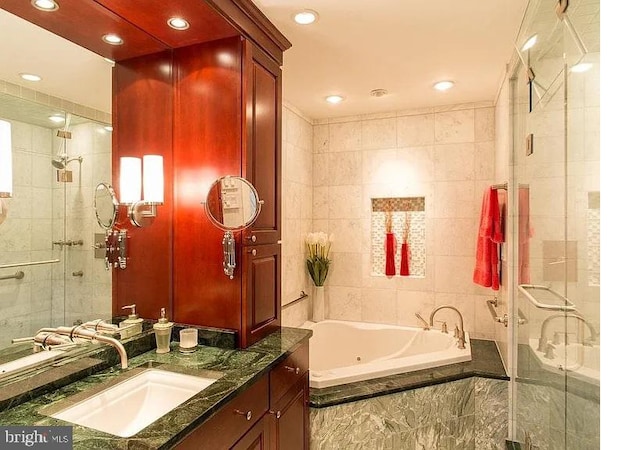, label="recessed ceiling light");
[570,62,593,73]
[102,34,124,45]
[167,17,190,30]
[293,9,318,25]
[20,73,42,82]
[521,35,538,51]
[370,89,388,97]
[325,95,344,104]
[49,115,66,124]
[31,0,59,11]
[433,80,454,91]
